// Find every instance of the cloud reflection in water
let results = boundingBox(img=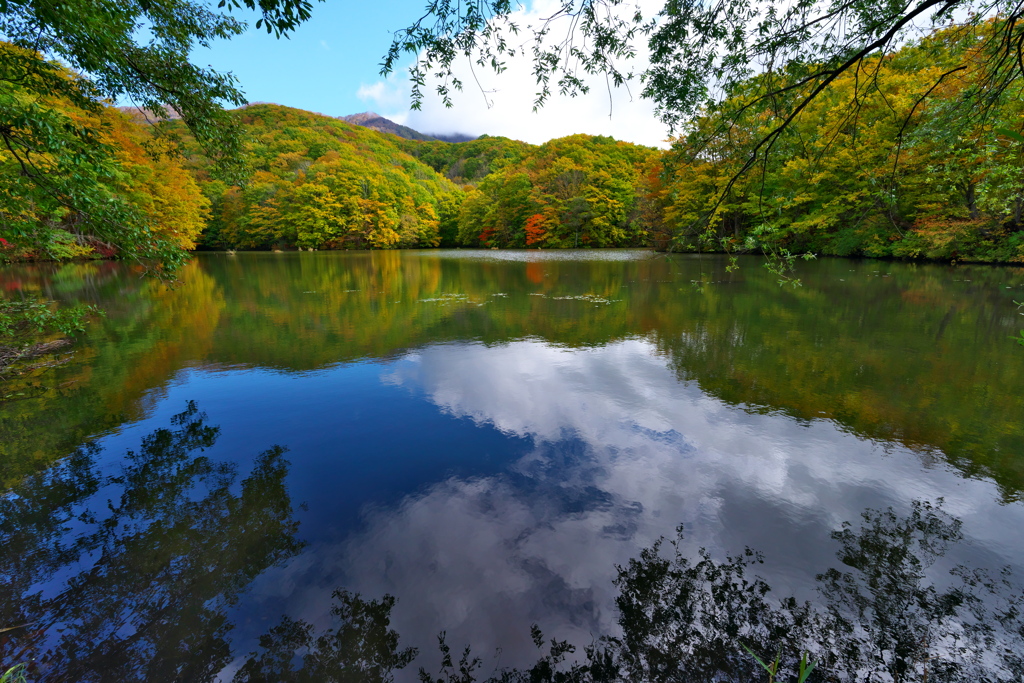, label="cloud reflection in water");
[244,338,1024,673]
